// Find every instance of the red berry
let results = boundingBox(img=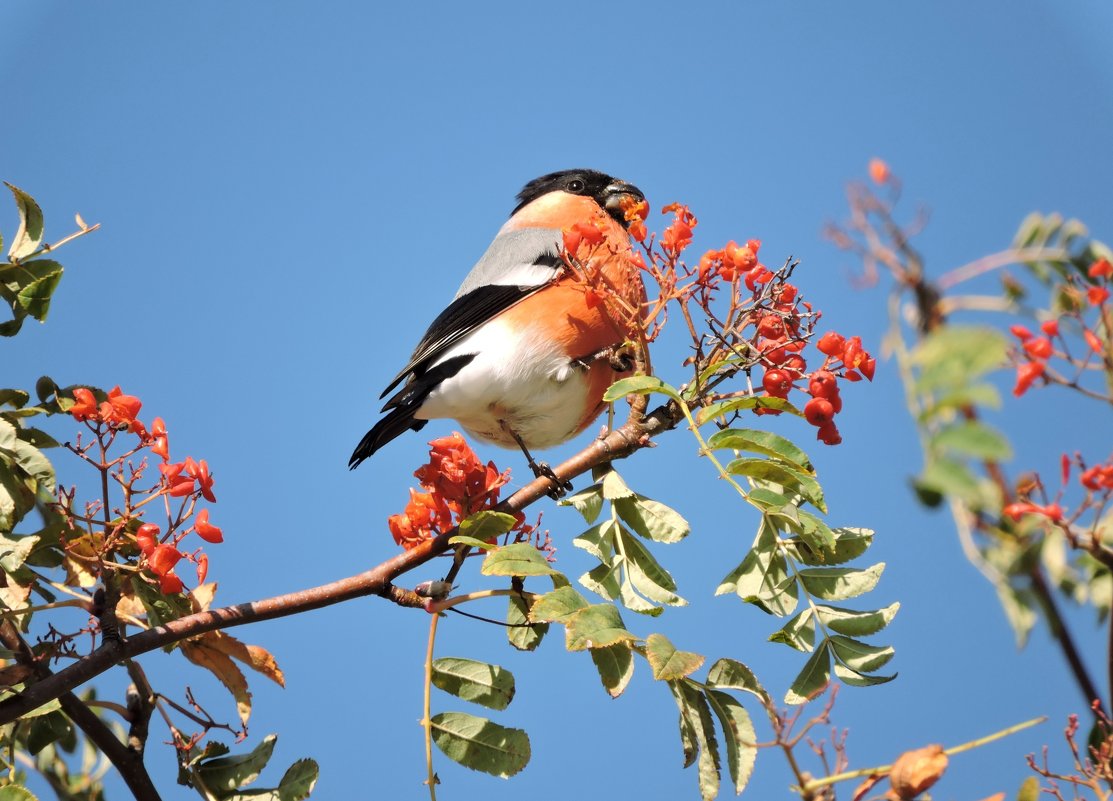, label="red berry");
[804,397,835,427]
[763,369,793,398]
